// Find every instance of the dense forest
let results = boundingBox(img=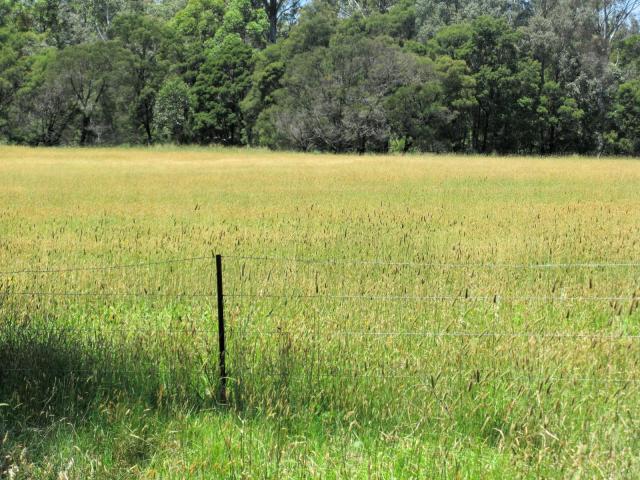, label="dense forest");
[1,0,639,154]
